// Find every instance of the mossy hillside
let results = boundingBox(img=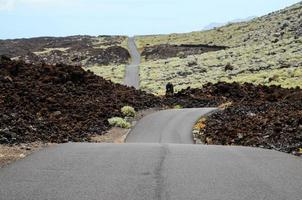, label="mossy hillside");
[33,47,70,55]
[136,3,302,49]
[84,64,125,84]
[137,2,302,94]
[27,36,129,68]
[92,36,129,50]
[82,36,129,83]
[139,37,302,94]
